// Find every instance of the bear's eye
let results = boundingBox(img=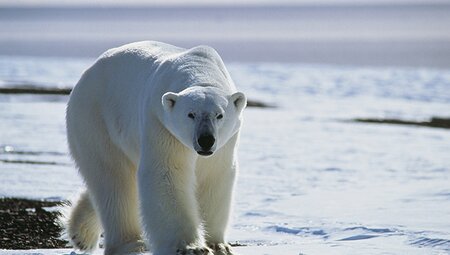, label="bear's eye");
[217,113,224,120]
[188,113,195,119]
